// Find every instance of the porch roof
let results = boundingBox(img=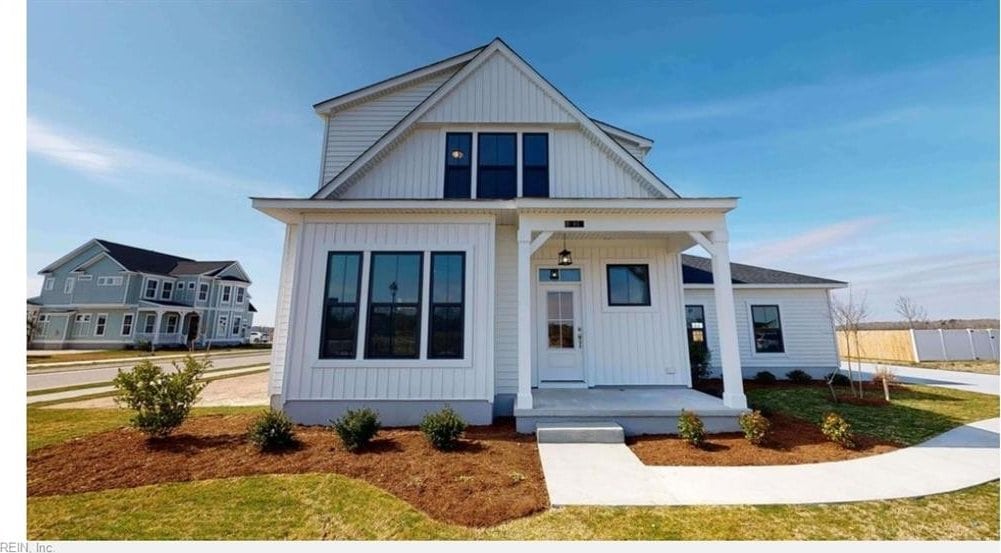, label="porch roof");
[251,197,738,224]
